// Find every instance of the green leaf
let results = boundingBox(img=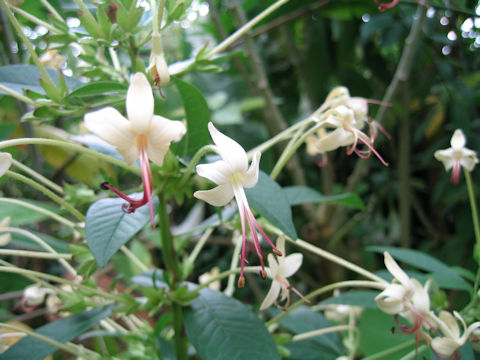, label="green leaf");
[279,306,343,359]
[317,291,378,309]
[283,186,365,210]
[245,171,297,239]
[66,81,127,99]
[0,65,83,95]
[1,305,114,360]
[0,199,60,226]
[184,287,280,360]
[85,194,158,267]
[173,77,210,156]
